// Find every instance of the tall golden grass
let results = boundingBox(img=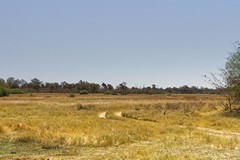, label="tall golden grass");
[0,94,240,159]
